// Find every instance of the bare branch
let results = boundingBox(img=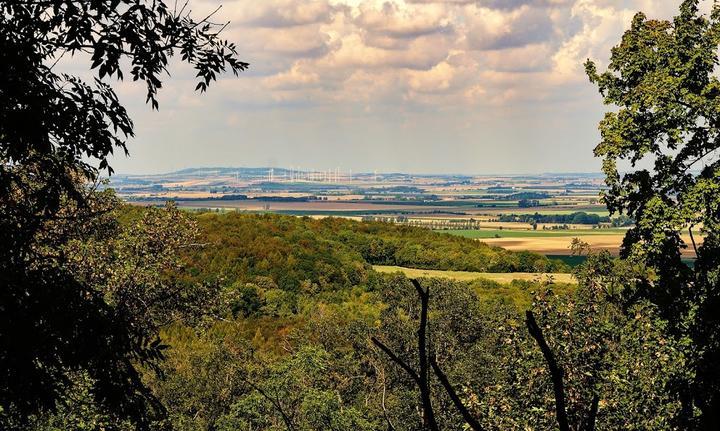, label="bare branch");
[372,279,438,430]
[377,364,397,431]
[411,278,425,298]
[526,310,570,431]
[585,393,600,431]
[191,5,223,29]
[243,378,296,431]
[371,337,420,385]
[689,226,700,259]
[414,280,438,430]
[429,355,484,431]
